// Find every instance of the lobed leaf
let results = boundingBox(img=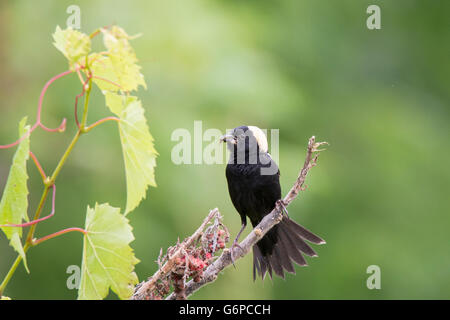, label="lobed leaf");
[106,93,157,214]
[89,53,120,92]
[53,26,91,70]
[104,91,126,115]
[78,203,139,300]
[89,26,146,92]
[0,117,30,272]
